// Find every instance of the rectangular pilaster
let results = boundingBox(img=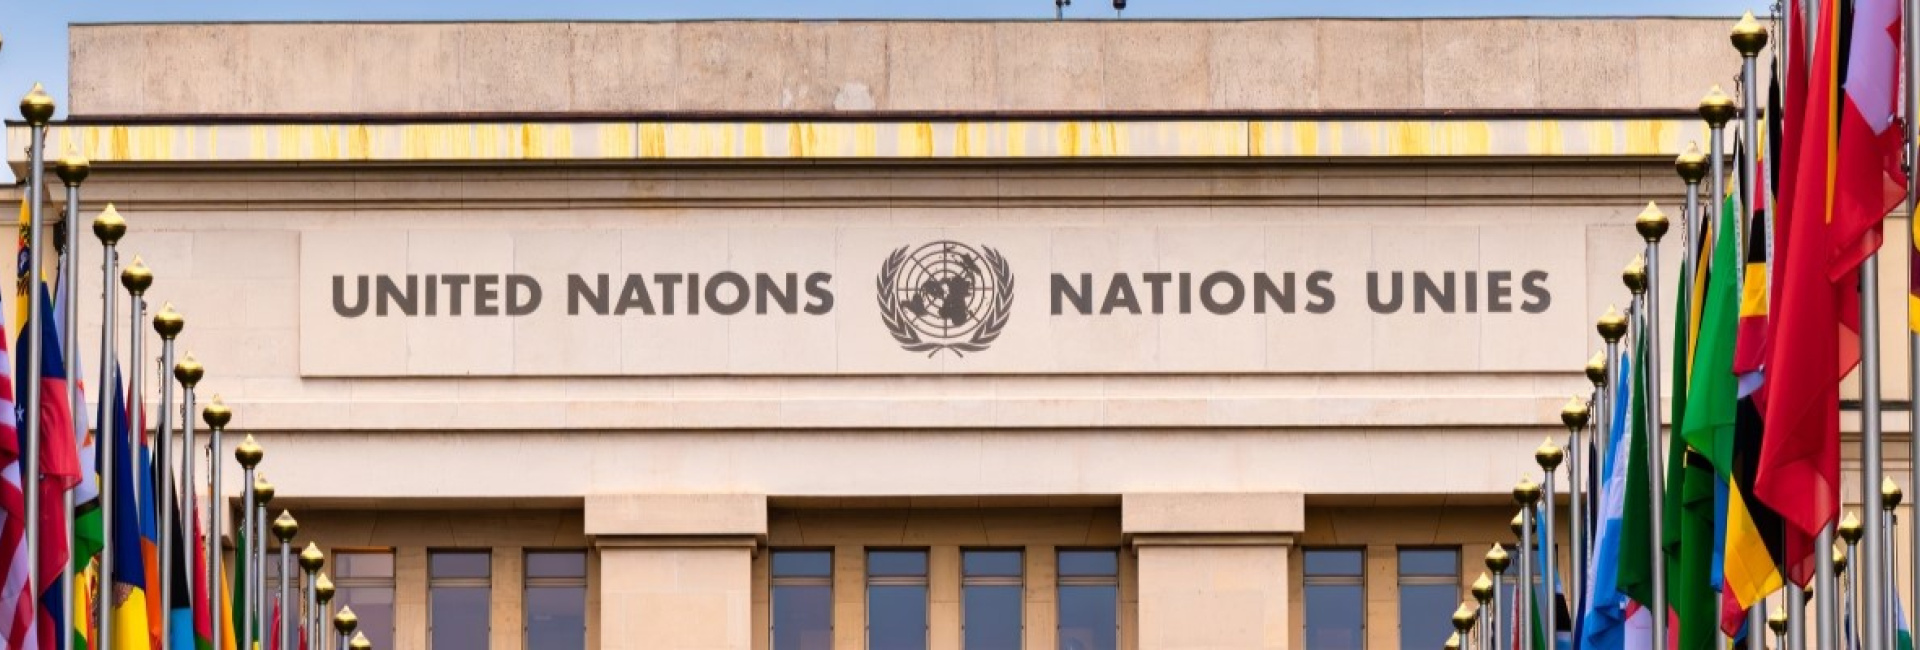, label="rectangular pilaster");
[586,494,768,650]
[1124,493,1303,650]
[395,547,428,650]
[492,547,525,650]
